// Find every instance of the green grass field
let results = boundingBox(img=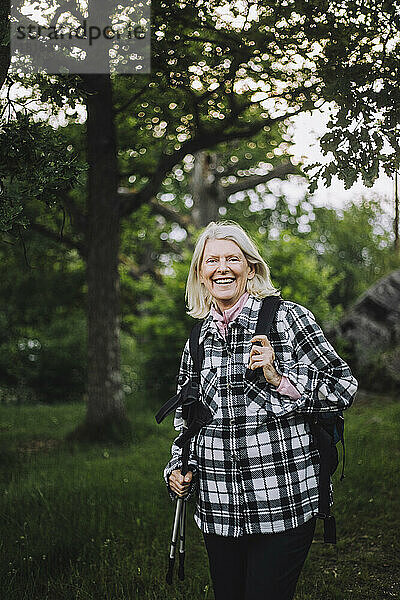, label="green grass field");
[0,392,399,599]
